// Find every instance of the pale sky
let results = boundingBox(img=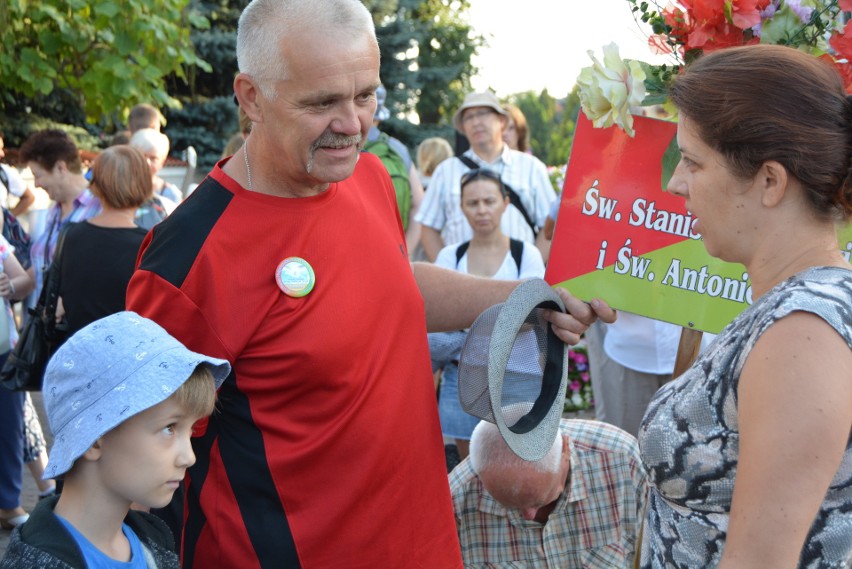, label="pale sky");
[467,0,674,97]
